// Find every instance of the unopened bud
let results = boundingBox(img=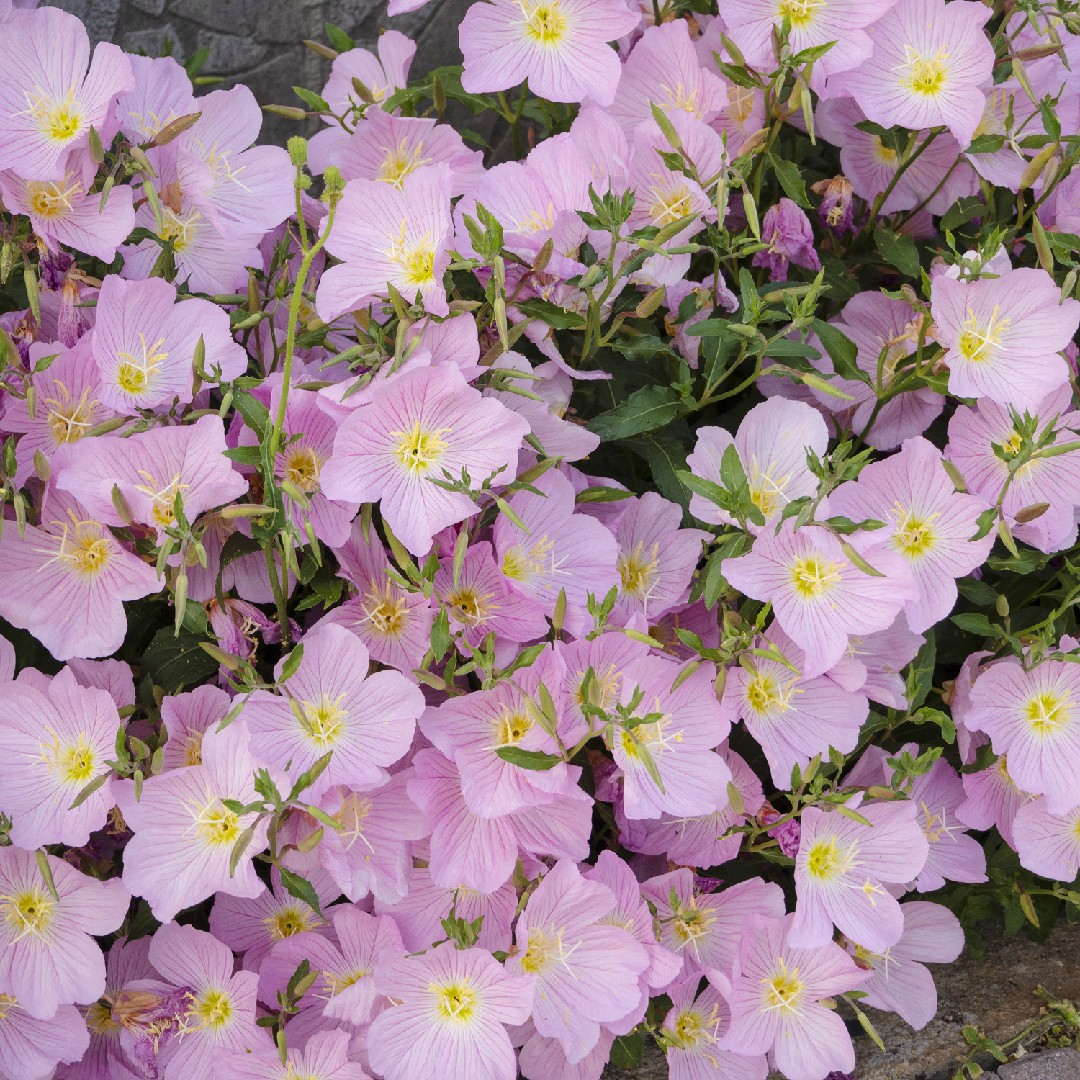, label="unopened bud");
[288,136,309,168]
